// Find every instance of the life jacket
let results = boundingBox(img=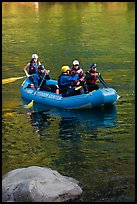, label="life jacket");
[29,61,40,75]
[85,71,98,85]
[70,67,85,82]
